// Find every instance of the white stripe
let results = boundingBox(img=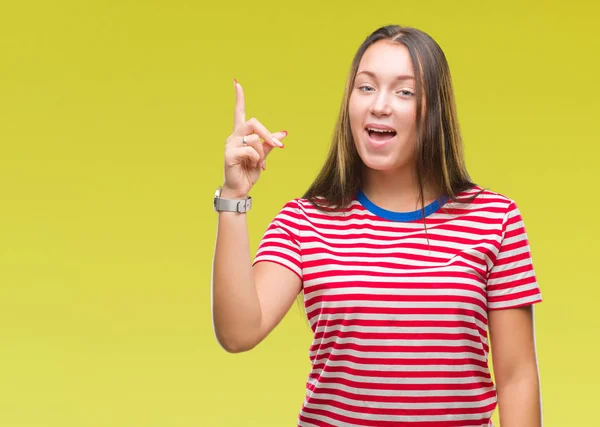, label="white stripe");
[305,379,495,397]
[309,392,497,410]
[488,280,538,296]
[311,370,491,385]
[492,244,529,262]
[302,402,493,423]
[489,250,532,275]
[299,410,490,427]
[502,233,528,247]
[308,313,488,331]
[314,325,482,336]
[302,249,488,263]
[299,410,360,427]
[300,228,499,246]
[488,294,541,309]
[303,263,489,278]
[305,286,487,304]
[305,301,488,319]
[256,241,298,258]
[302,239,498,254]
[310,358,489,373]
[309,313,483,321]
[304,273,487,288]
[311,336,484,349]
[296,217,502,236]
[308,348,488,362]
